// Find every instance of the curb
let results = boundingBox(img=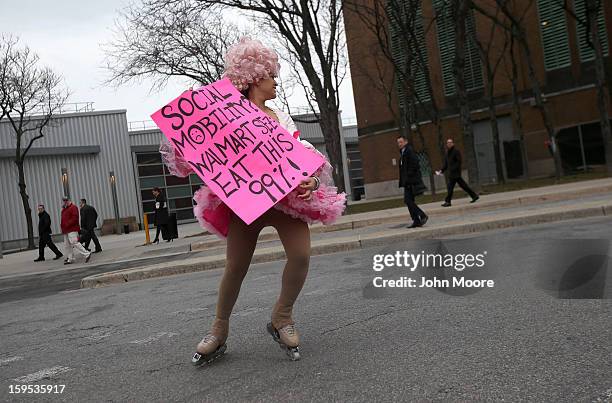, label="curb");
[80,203,611,289]
[189,184,612,251]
